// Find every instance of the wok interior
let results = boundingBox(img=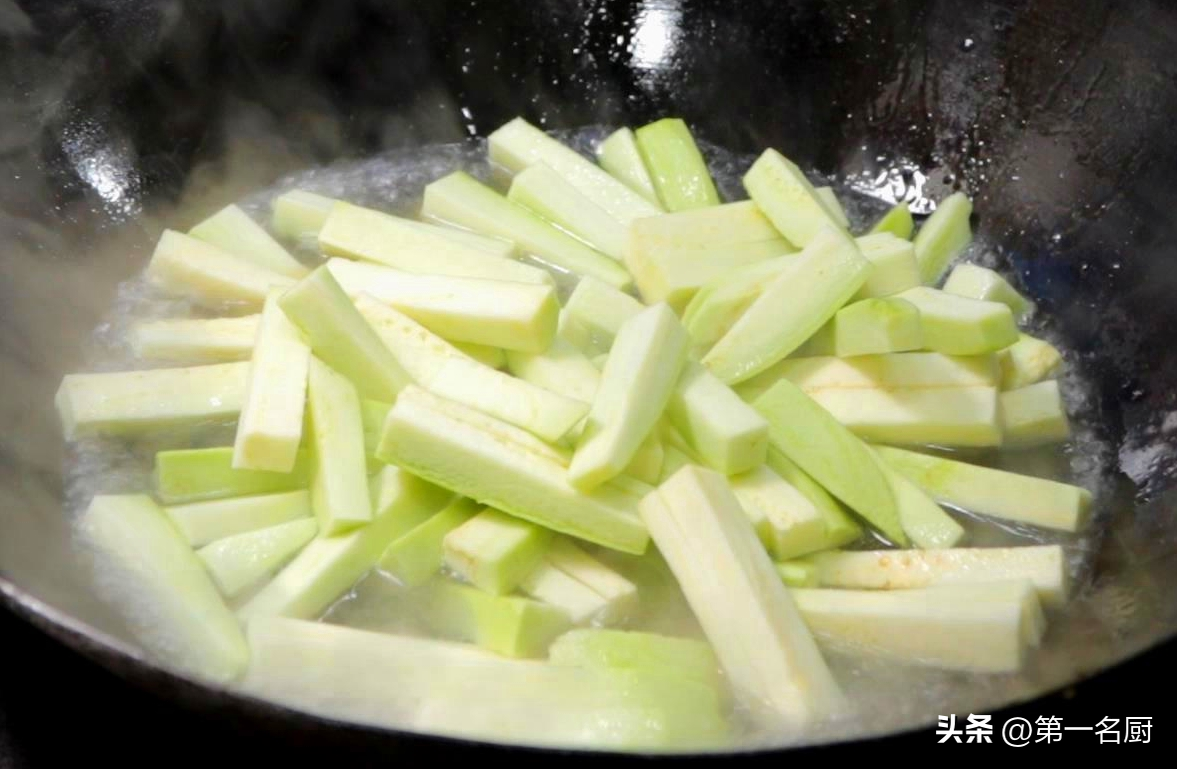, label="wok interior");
[2,0,1177,749]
